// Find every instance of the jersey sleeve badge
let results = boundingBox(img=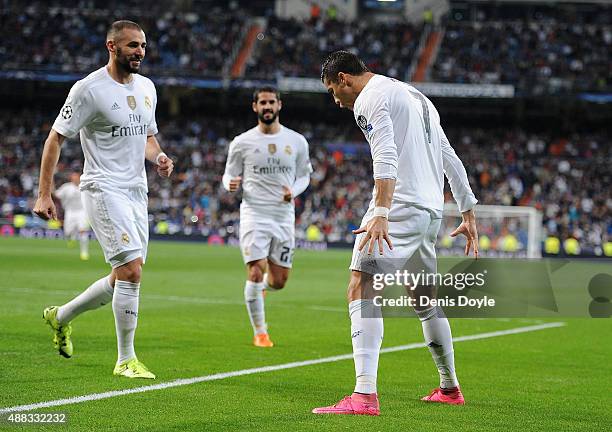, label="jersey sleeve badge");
[357,115,373,133]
